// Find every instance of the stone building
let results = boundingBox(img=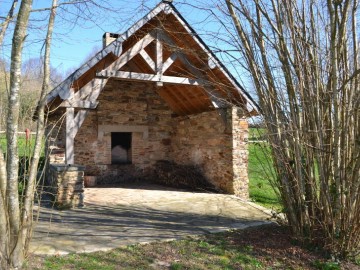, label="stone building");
[45,0,258,199]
